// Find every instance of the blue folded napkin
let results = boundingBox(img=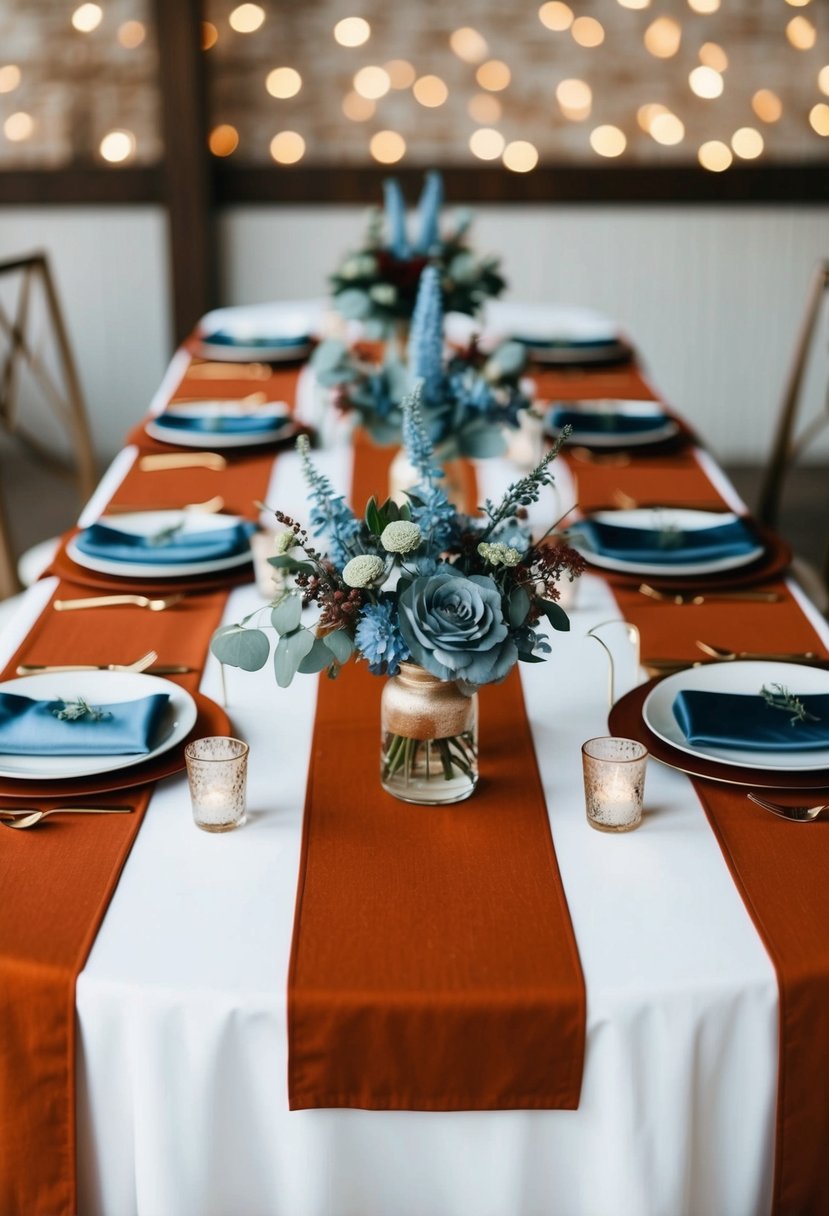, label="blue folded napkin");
[514,336,619,349]
[572,516,758,565]
[673,689,829,752]
[76,520,256,566]
[550,406,667,435]
[0,691,171,756]
[154,412,291,437]
[204,330,309,349]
